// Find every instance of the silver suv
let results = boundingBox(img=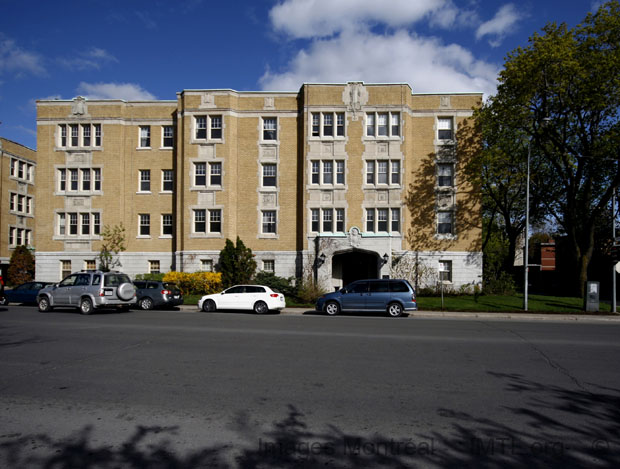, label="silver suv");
[37,270,137,314]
